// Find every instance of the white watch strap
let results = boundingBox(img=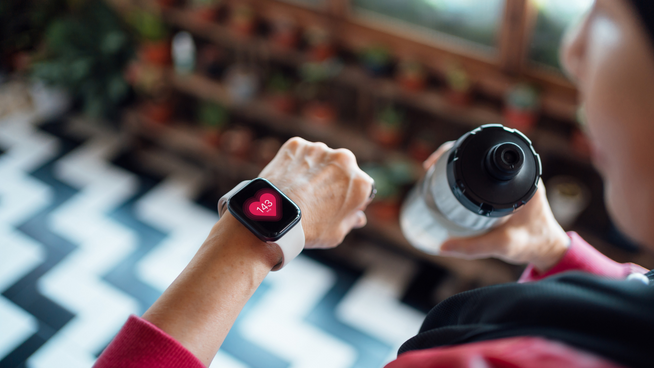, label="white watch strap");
[217,179,305,271]
[273,219,305,270]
